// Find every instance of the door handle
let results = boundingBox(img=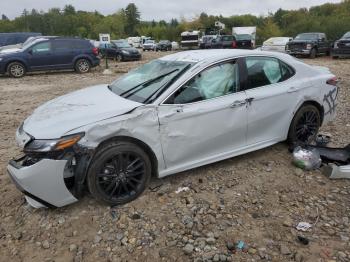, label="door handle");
[230,100,247,108]
[246,97,254,105]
